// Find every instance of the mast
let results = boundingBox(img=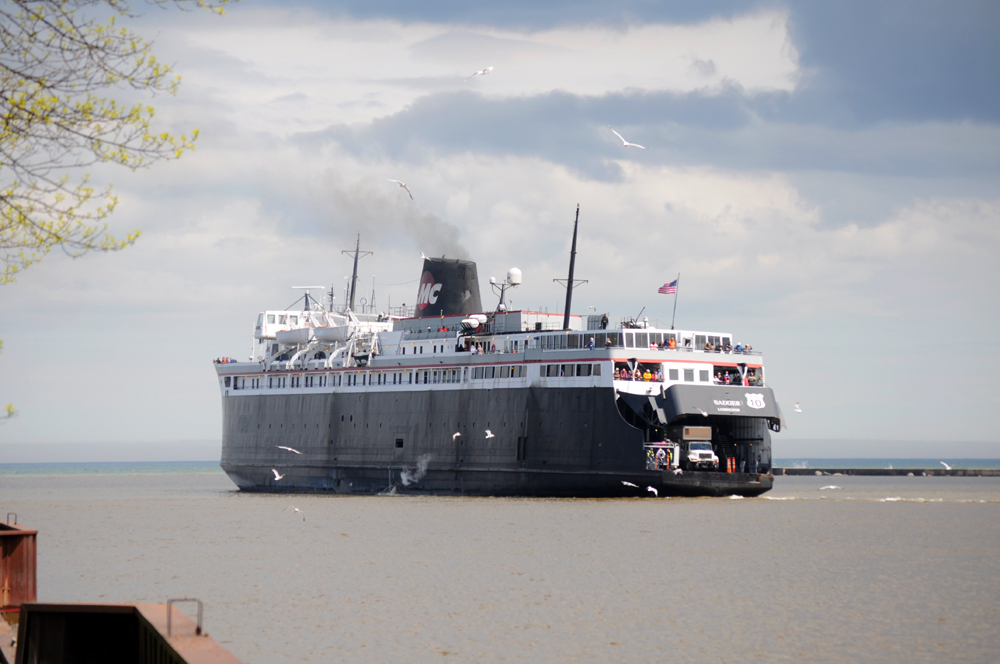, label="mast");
[553,205,587,330]
[670,273,680,330]
[562,205,580,330]
[341,234,372,312]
